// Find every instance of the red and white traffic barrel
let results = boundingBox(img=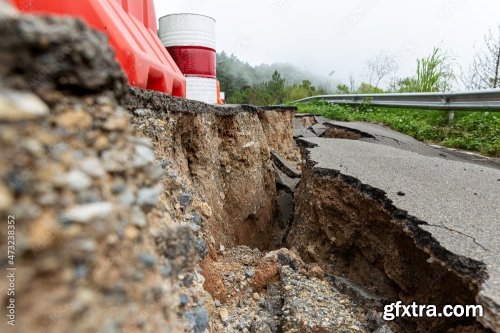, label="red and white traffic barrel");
[159,13,218,103]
